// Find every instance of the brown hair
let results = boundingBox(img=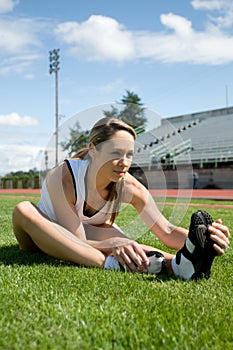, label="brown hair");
[72,117,136,224]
